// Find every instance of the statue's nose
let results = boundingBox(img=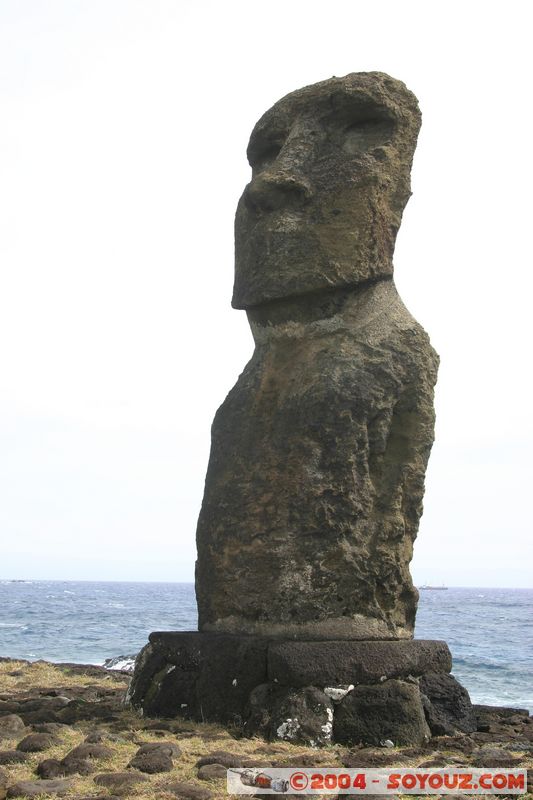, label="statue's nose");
[244,167,314,213]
